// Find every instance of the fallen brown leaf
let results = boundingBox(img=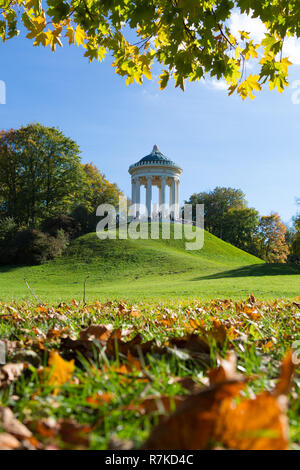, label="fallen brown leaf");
[167,334,210,355]
[208,351,244,385]
[142,351,295,450]
[0,432,21,450]
[0,363,24,387]
[0,407,32,440]
[79,324,113,342]
[59,419,91,447]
